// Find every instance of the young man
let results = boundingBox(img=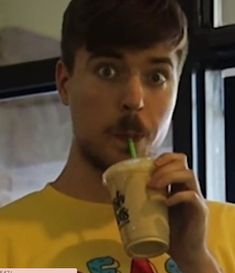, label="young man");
[0,0,234,272]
